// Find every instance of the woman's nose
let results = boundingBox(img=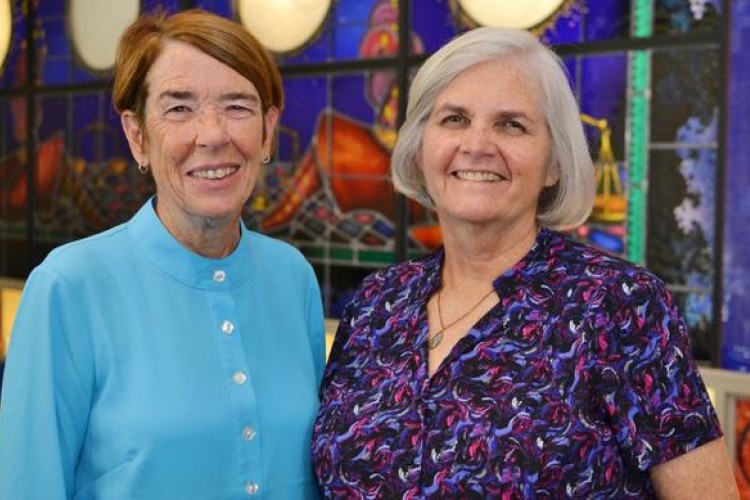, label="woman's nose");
[194,107,230,149]
[460,125,496,156]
